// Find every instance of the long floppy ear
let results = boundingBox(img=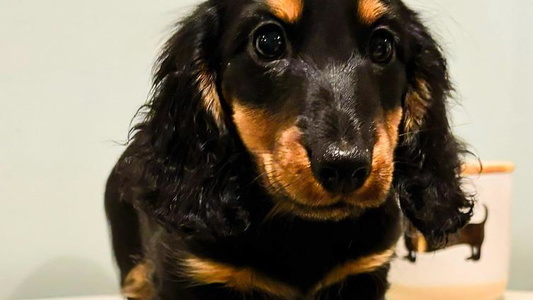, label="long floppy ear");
[393,6,474,246]
[123,3,252,239]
